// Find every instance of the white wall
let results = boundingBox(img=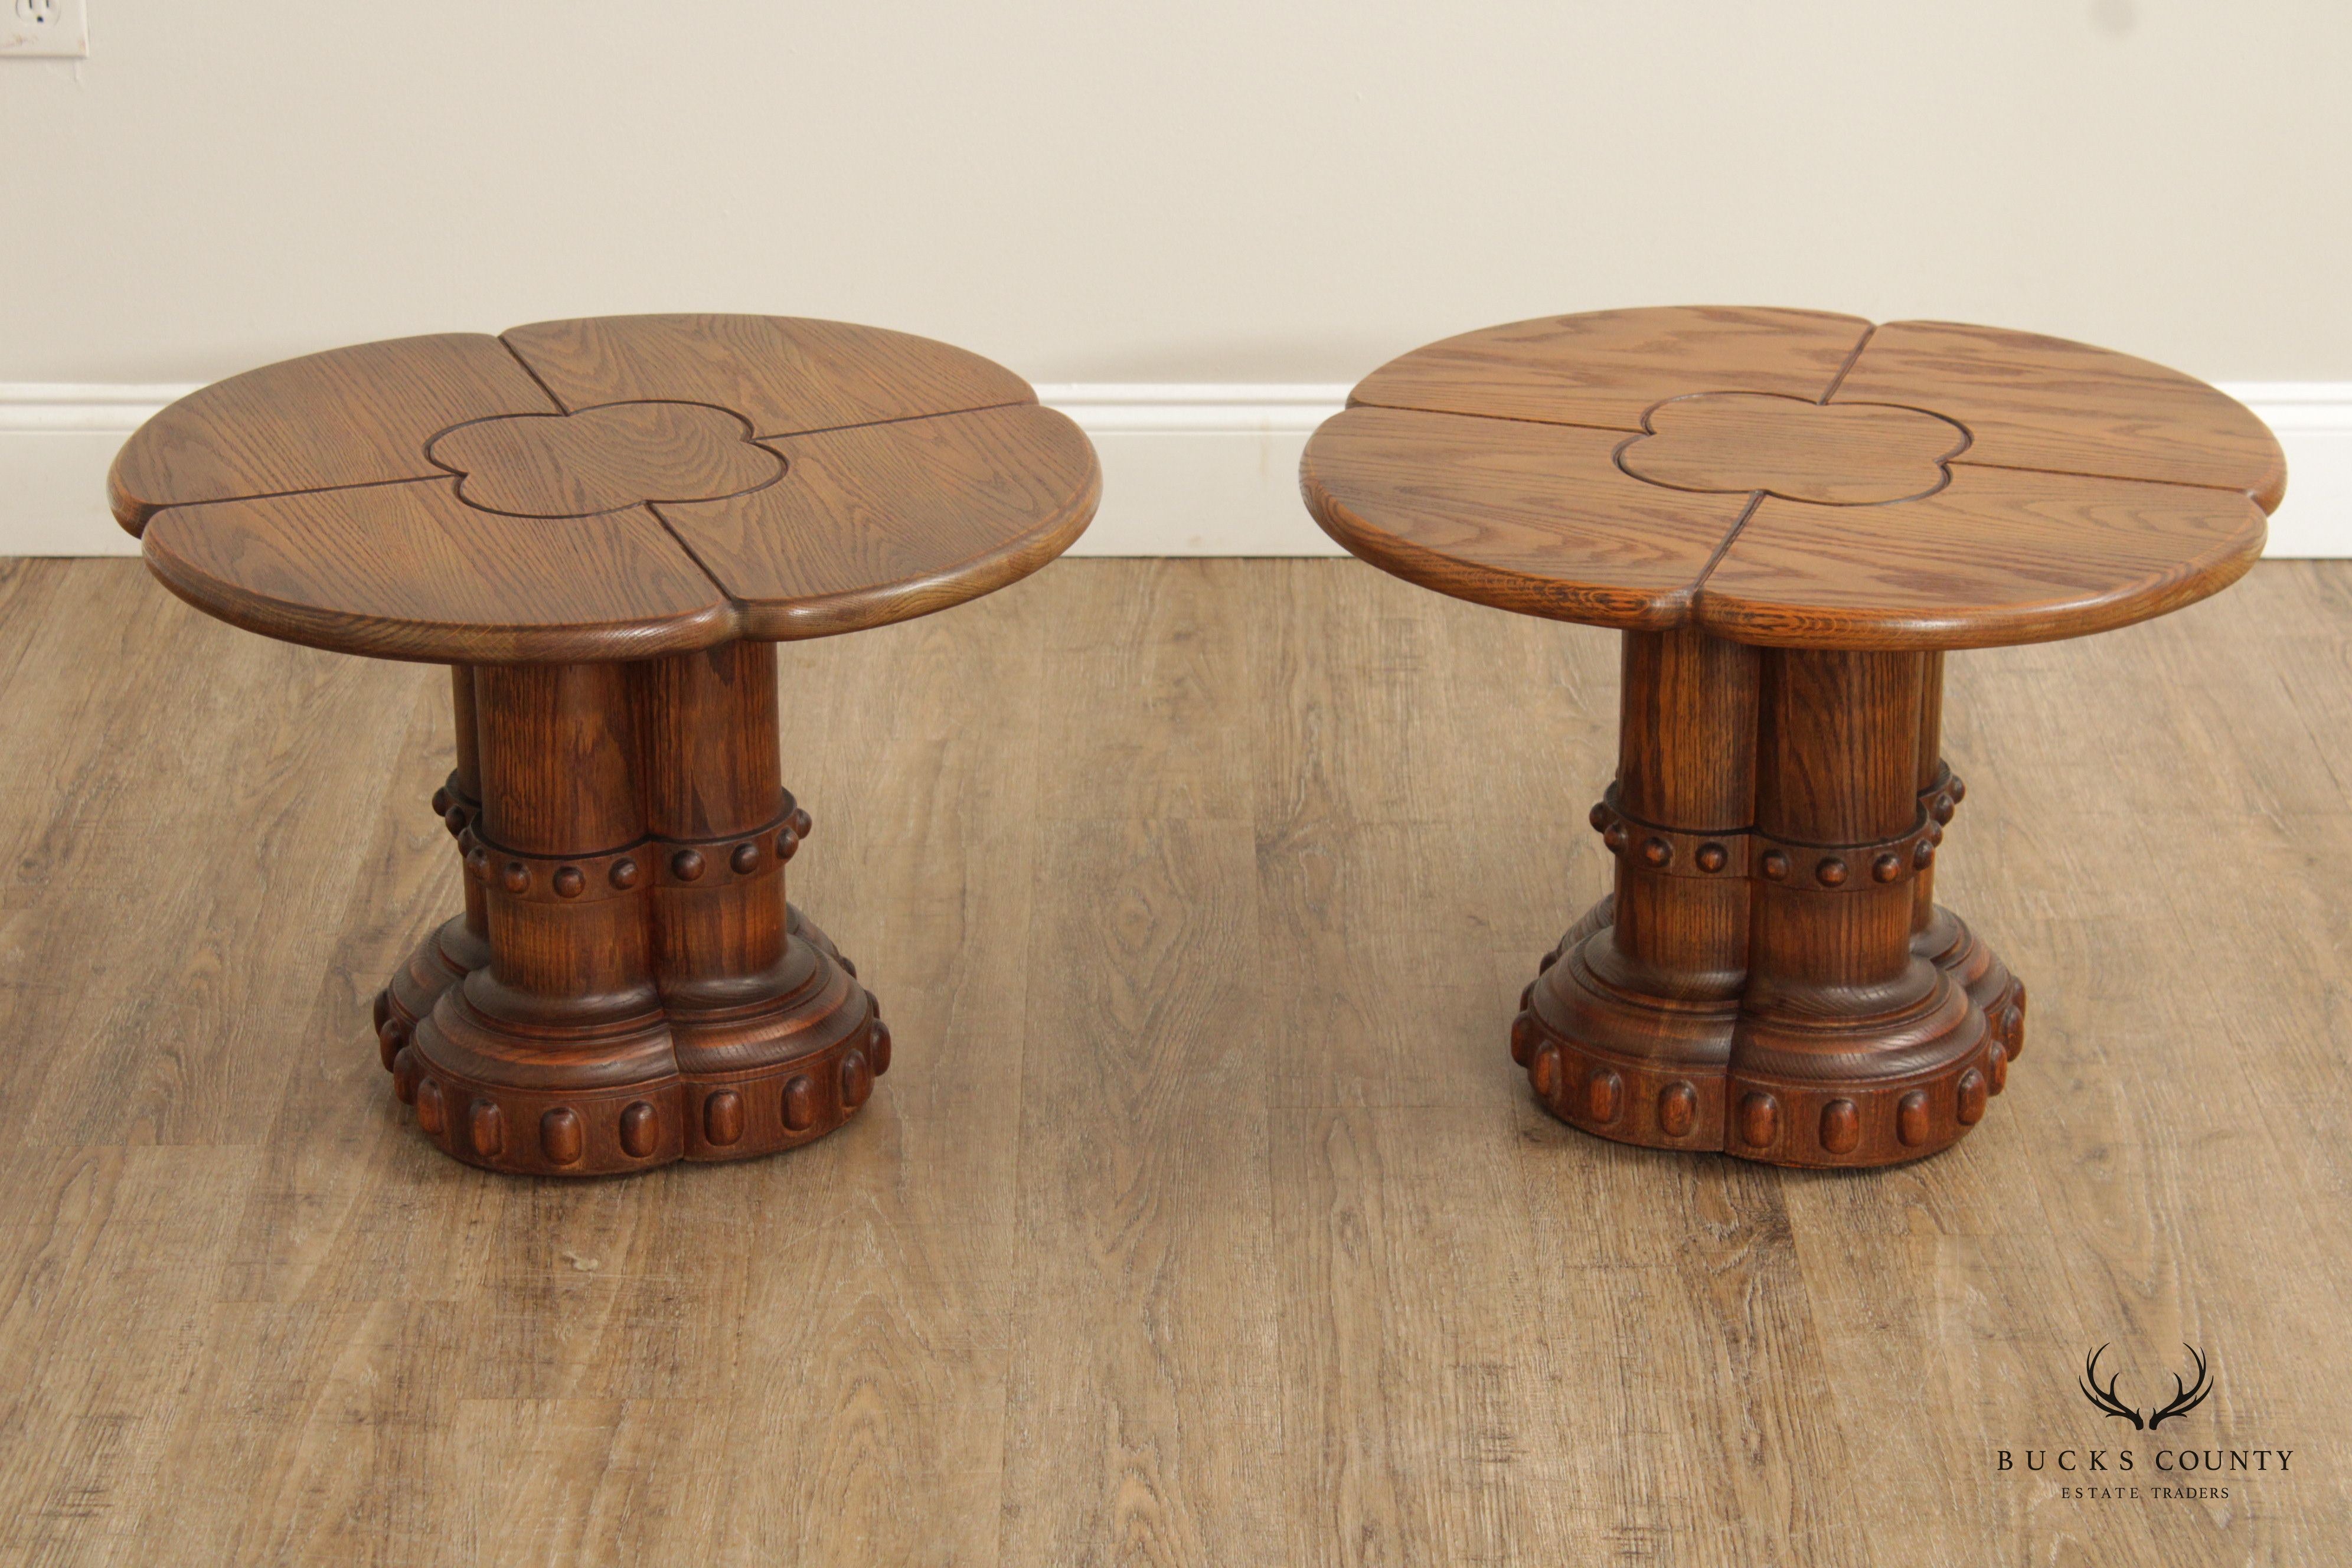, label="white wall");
[5,2,2350,551]
[8,0,2352,384]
